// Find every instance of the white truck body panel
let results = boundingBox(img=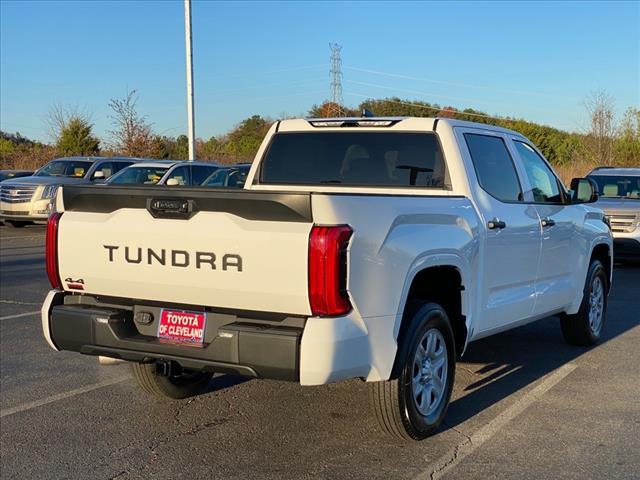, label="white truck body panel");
[57,209,314,315]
